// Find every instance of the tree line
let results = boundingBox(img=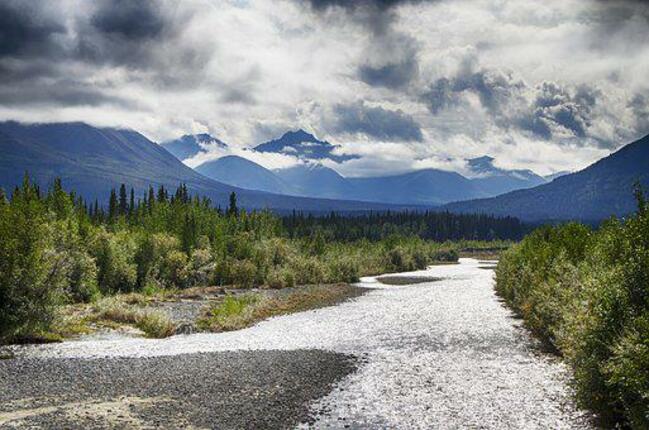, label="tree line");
[0,175,513,343]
